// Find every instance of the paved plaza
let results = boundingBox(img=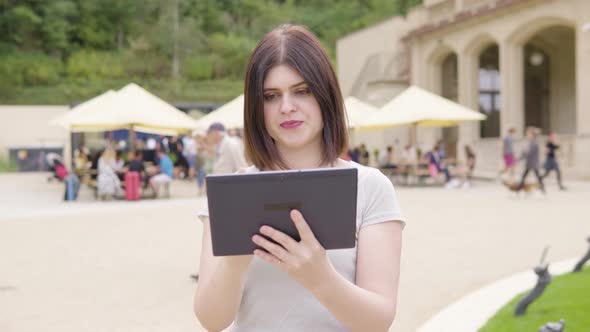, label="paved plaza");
[1,173,589,332]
